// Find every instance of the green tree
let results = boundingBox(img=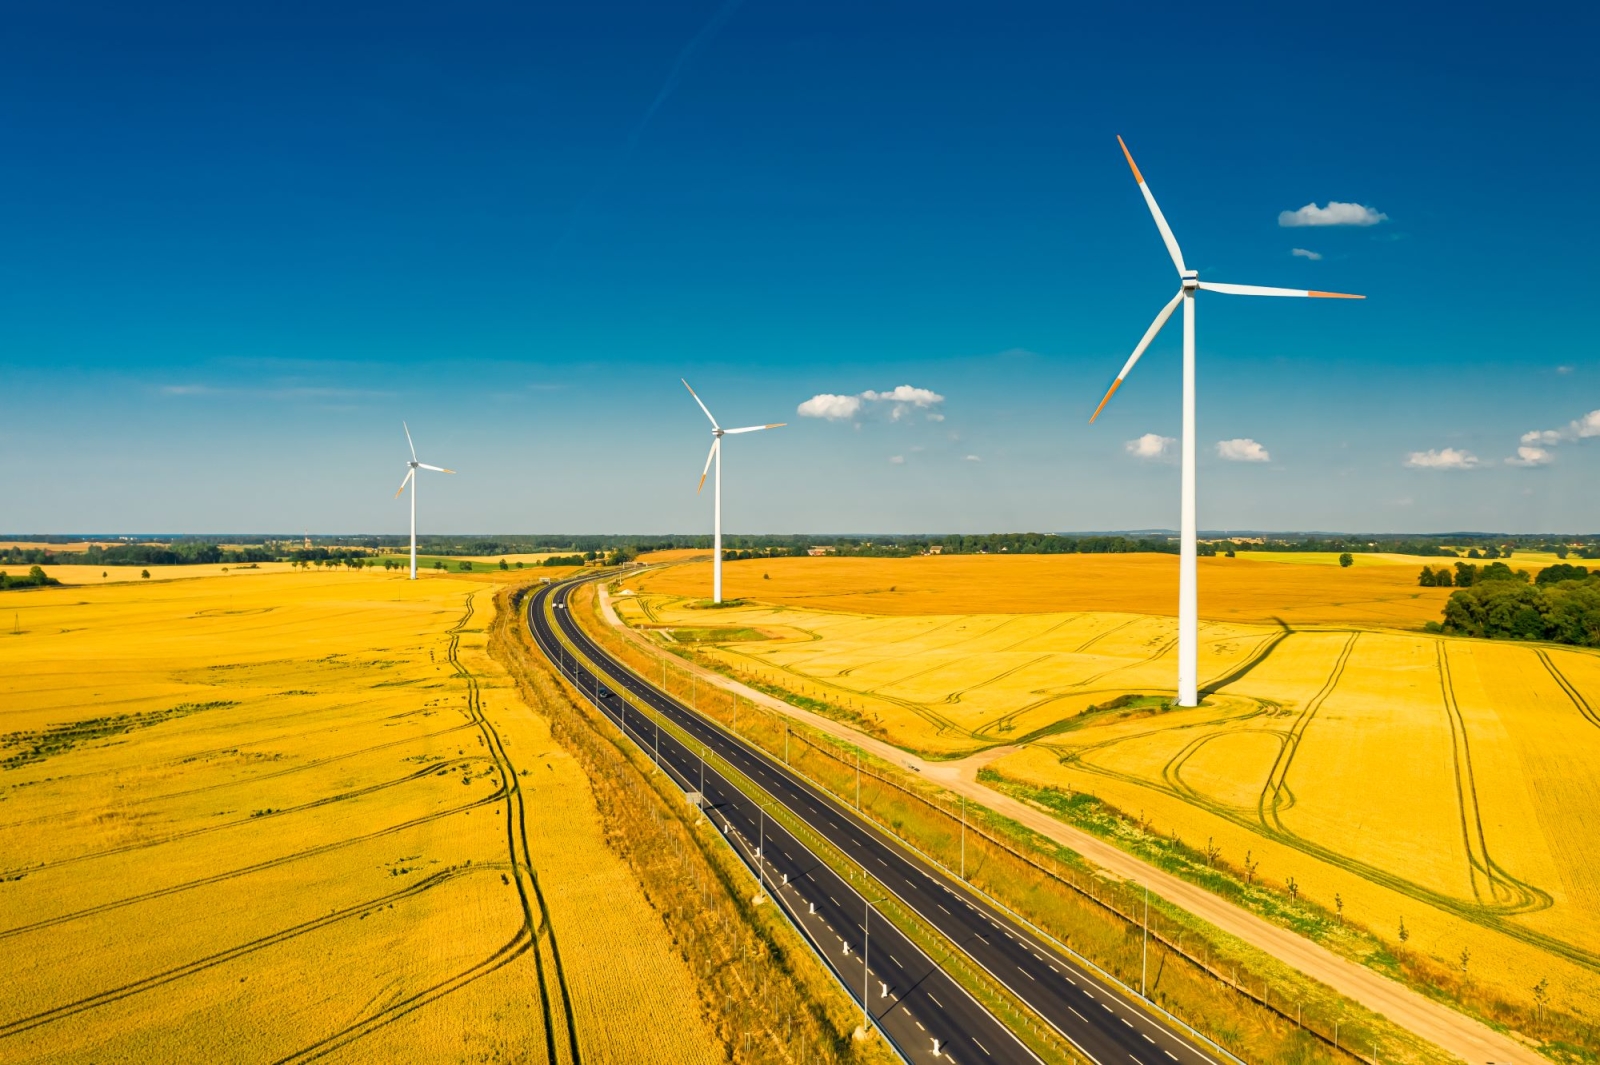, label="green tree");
[458,561,473,572]
[1338,552,1353,568]
[141,569,151,579]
